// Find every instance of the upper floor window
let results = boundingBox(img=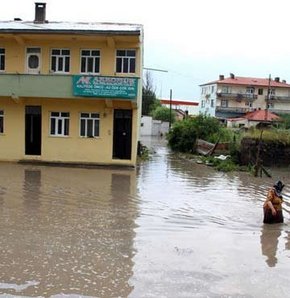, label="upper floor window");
[221,99,228,107]
[50,112,70,136]
[211,86,215,93]
[80,112,100,137]
[258,88,263,95]
[0,110,4,133]
[51,49,70,73]
[269,88,276,95]
[116,49,136,73]
[222,86,231,93]
[246,87,255,94]
[80,49,100,74]
[0,48,5,71]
